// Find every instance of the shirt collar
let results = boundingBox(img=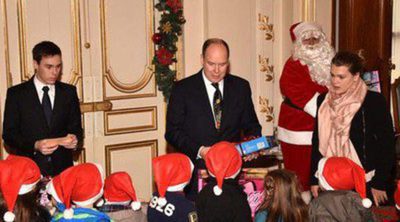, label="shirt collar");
[34,75,55,95]
[202,70,224,89]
